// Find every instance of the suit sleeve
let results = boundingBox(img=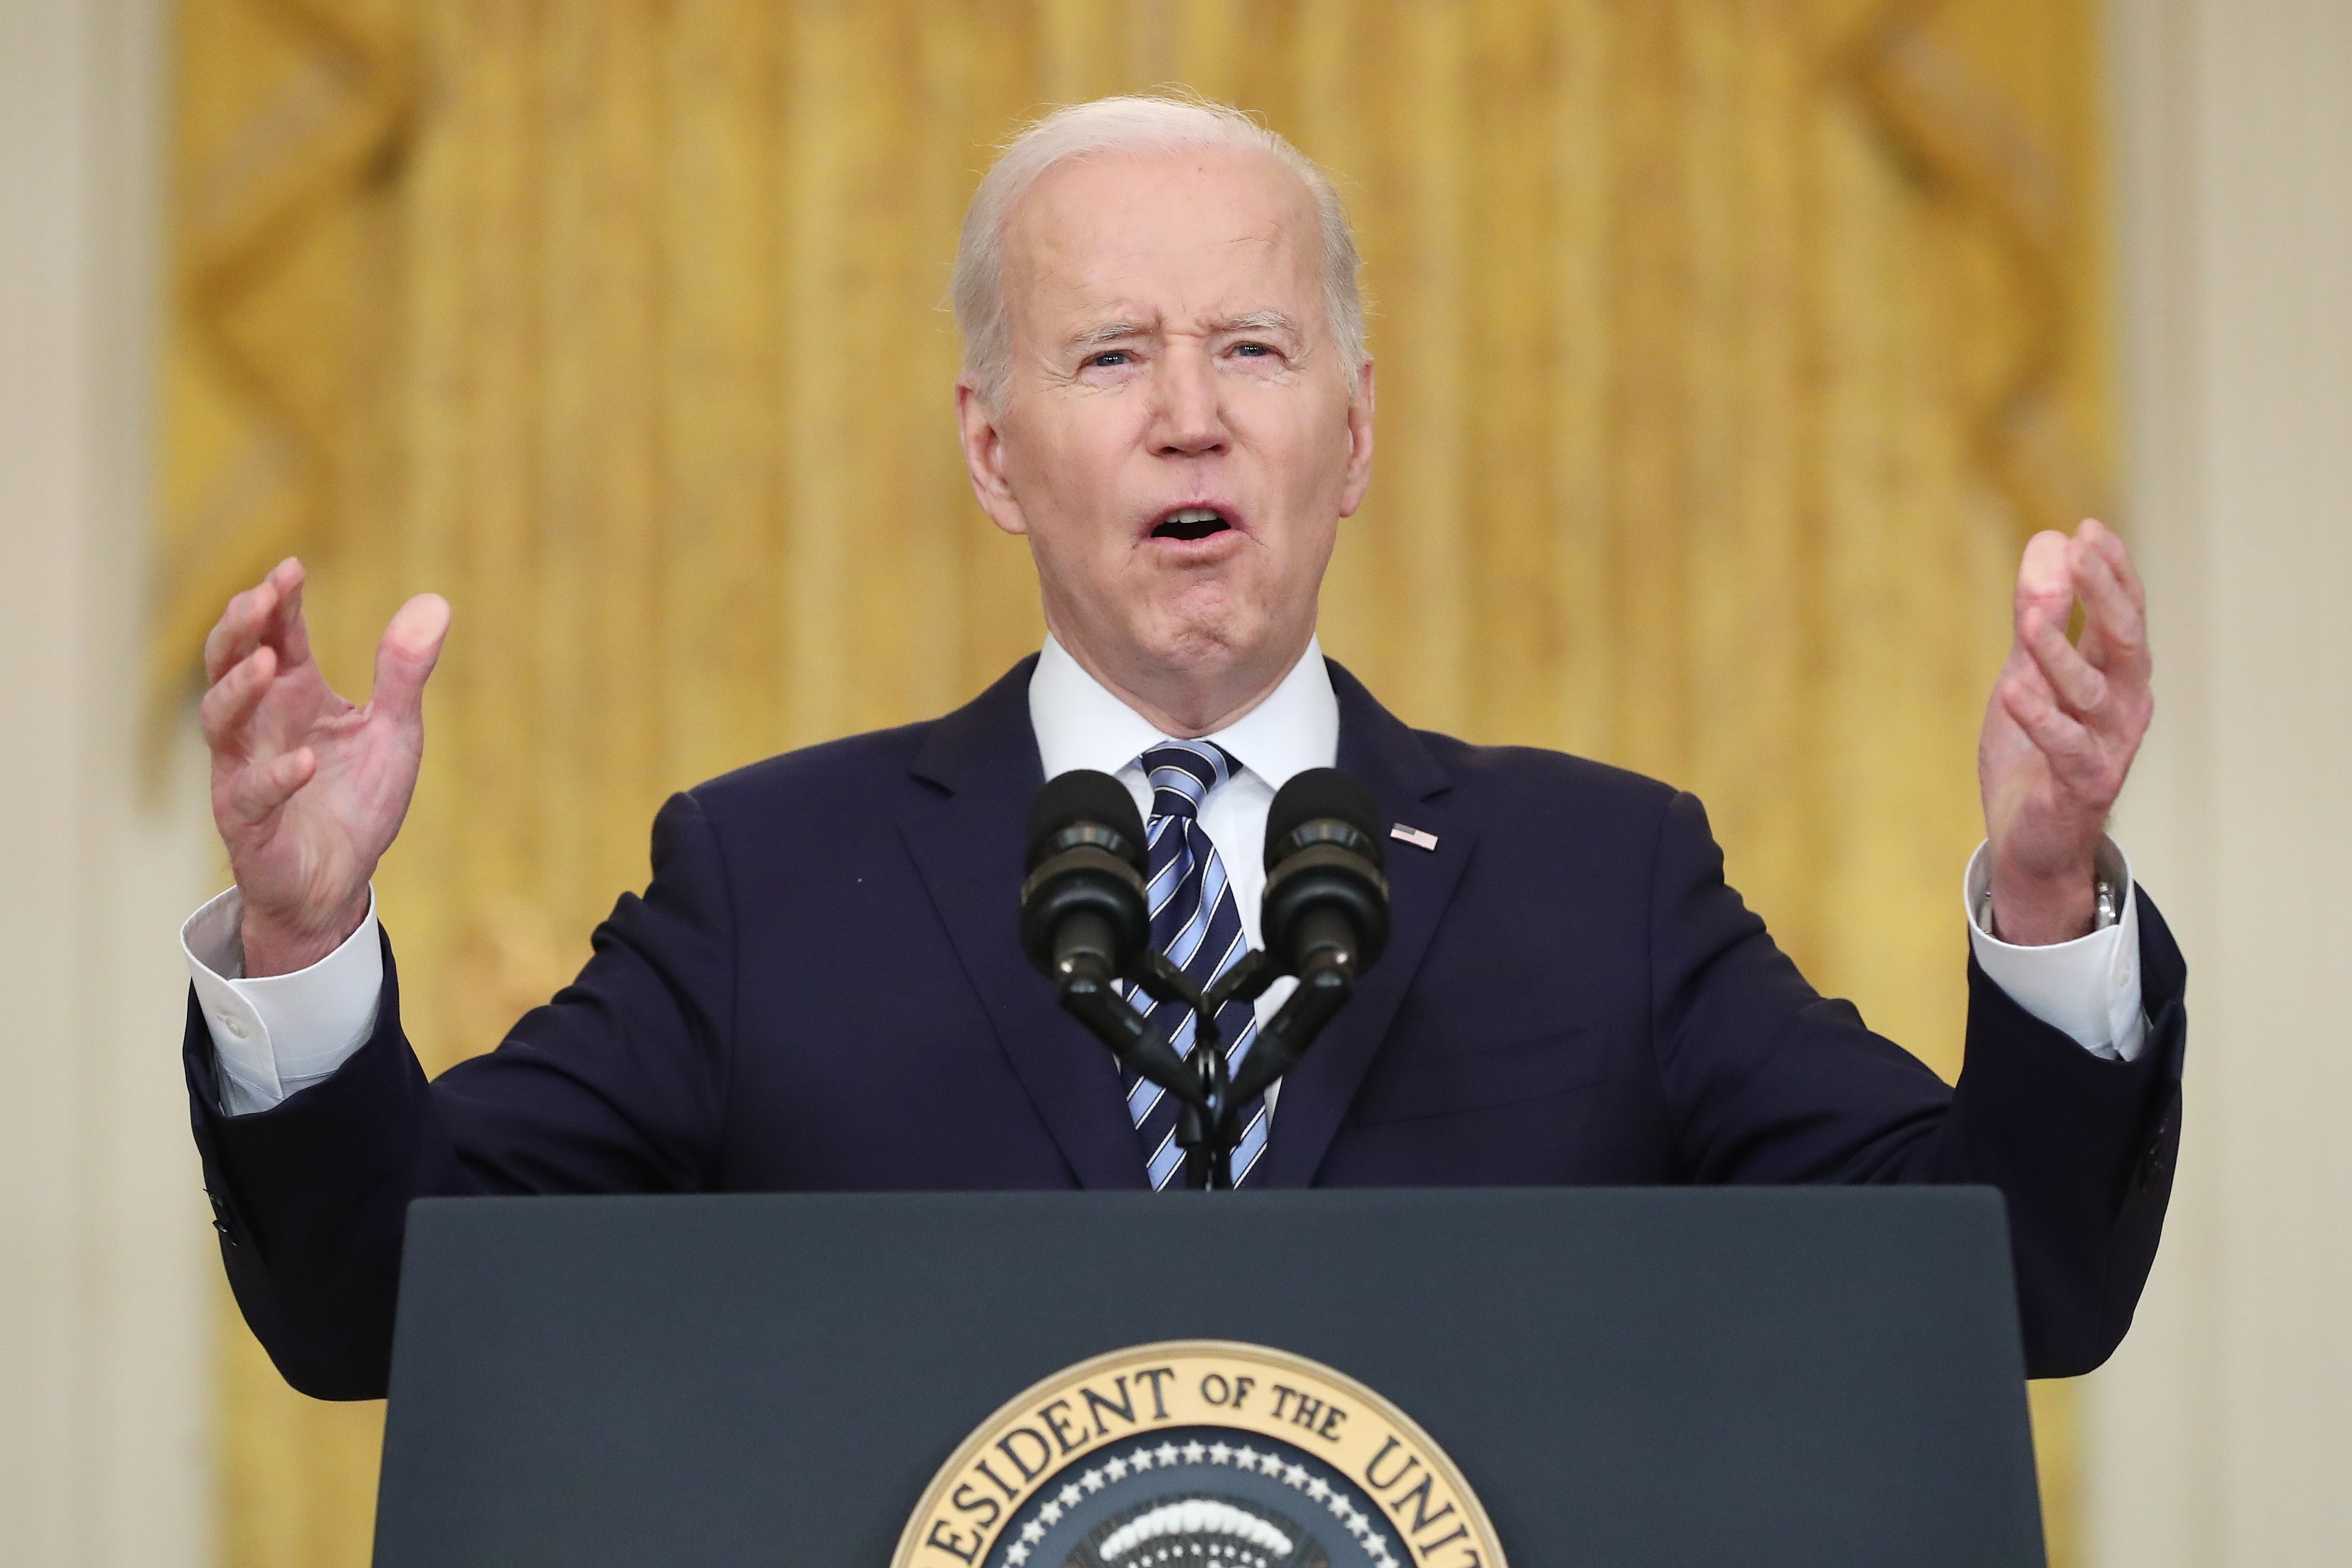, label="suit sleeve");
[1648,790,2186,1378]
[186,791,738,1399]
